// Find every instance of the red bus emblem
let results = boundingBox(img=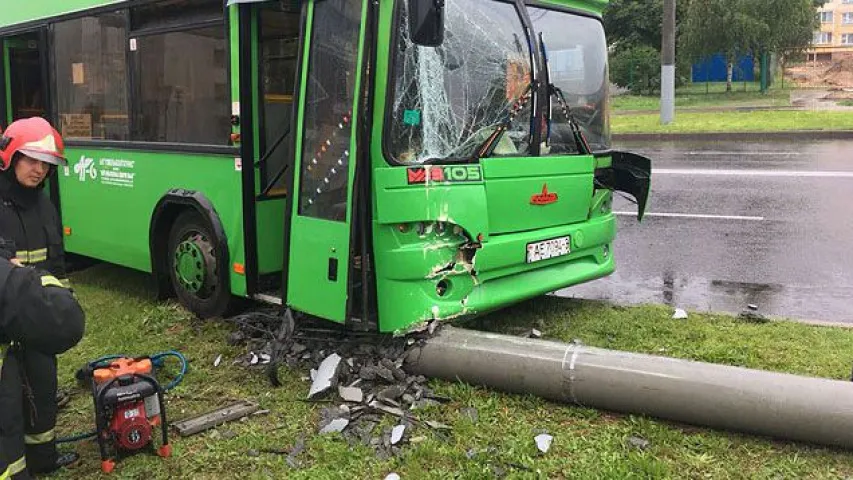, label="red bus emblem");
[530,184,558,205]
